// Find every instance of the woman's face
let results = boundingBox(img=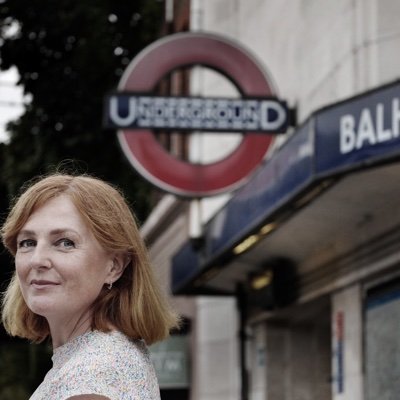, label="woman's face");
[15,195,114,321]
